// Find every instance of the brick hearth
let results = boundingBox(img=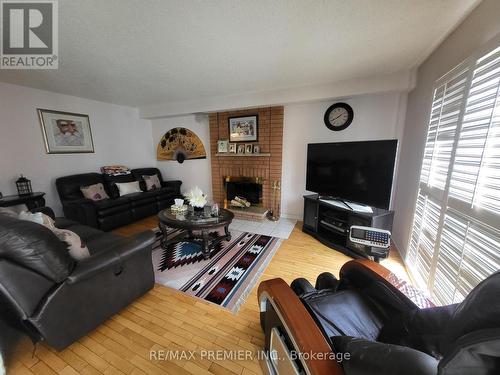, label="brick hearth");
[209,106,284,218]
